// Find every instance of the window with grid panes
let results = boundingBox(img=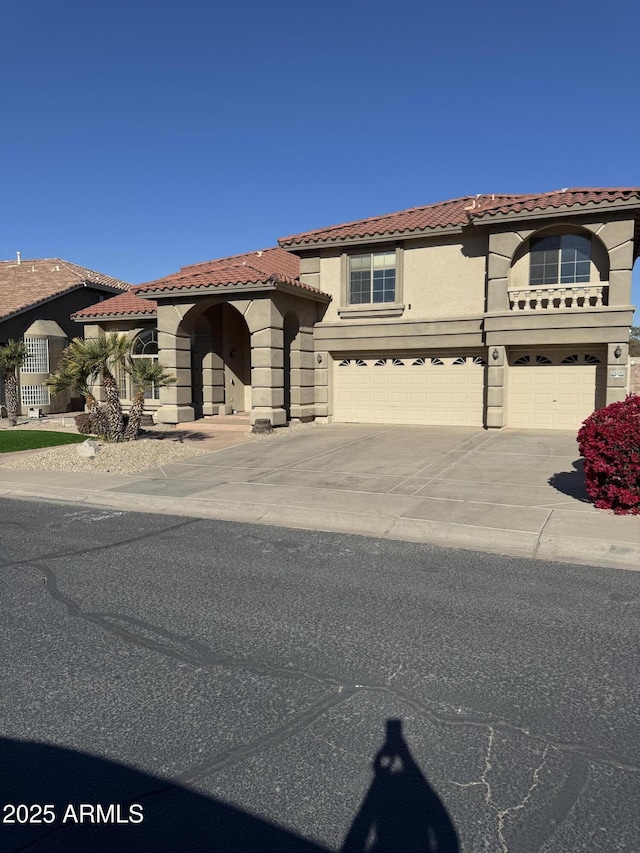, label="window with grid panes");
[529,234,591,286]
[349,251,396,304]
[131,330,160,400]
[21,338,49,373]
